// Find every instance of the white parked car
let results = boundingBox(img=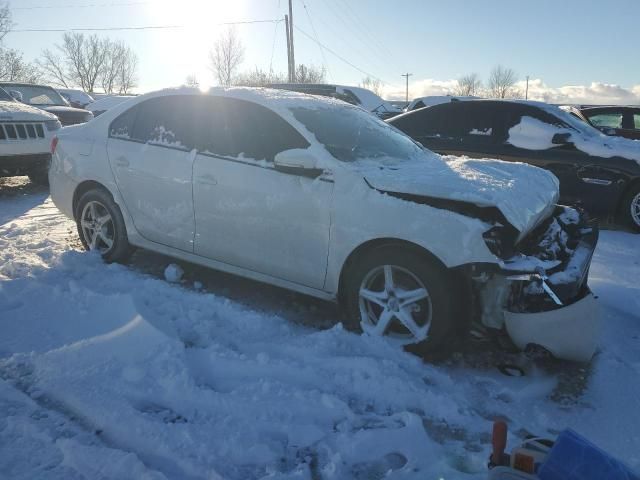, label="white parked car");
[0,86,61,185]
[49,87,599,361]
